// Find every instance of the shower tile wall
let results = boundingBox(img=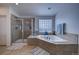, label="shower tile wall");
[11,15,22,43]
[23,18,32,39]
